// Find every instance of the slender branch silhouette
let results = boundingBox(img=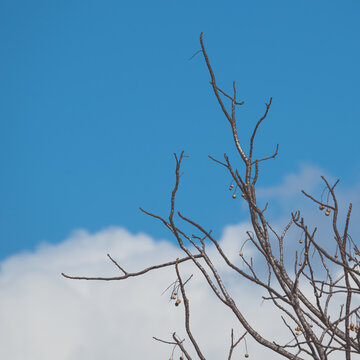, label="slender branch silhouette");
[62,33,359,359]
